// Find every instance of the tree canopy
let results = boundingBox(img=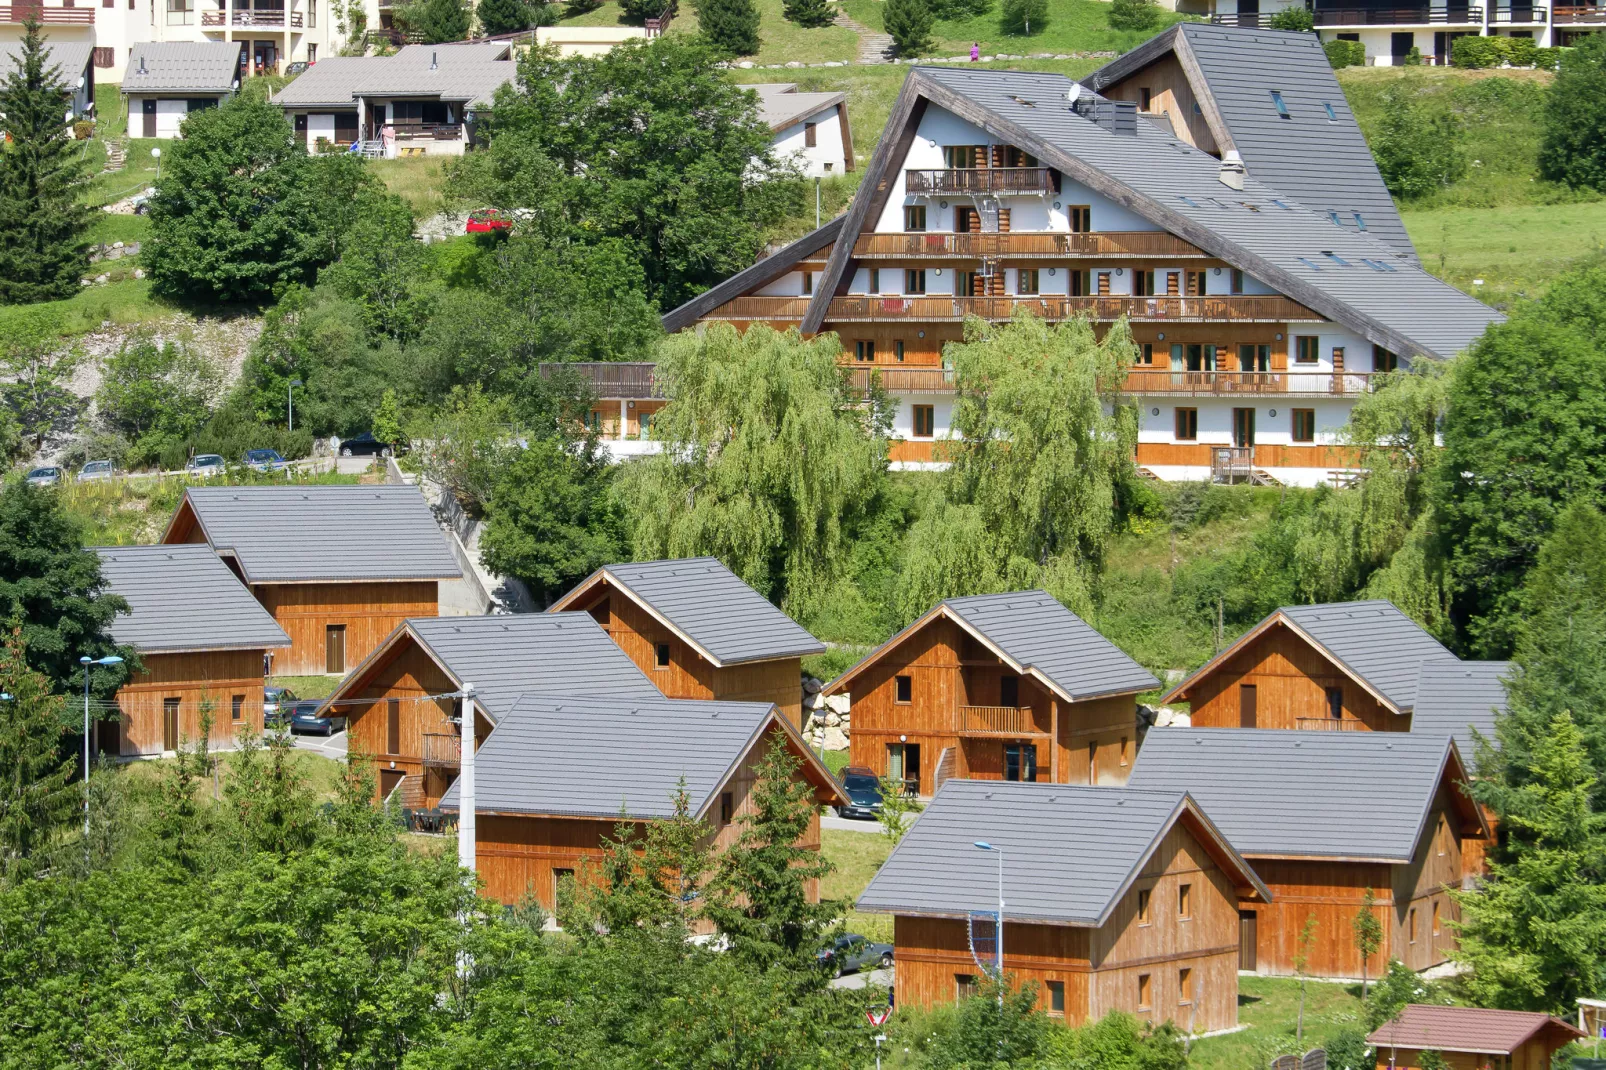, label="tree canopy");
[1540,32,1606,190]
